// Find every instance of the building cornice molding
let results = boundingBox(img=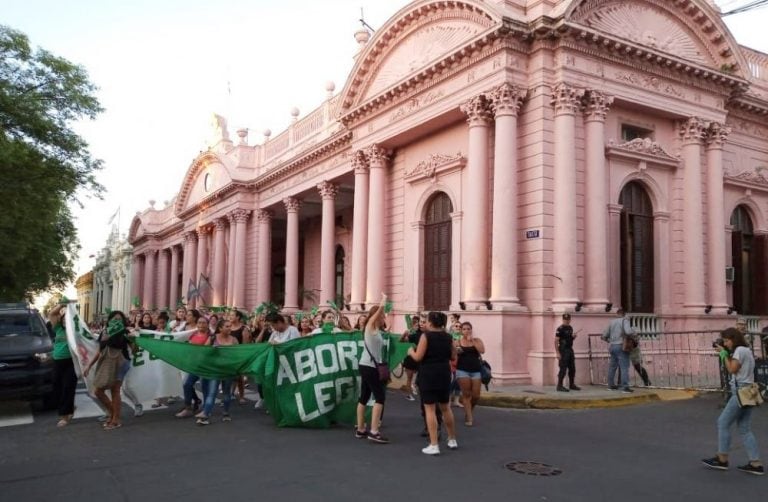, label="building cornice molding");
[606,138,680,168]
[405,152,466,182]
